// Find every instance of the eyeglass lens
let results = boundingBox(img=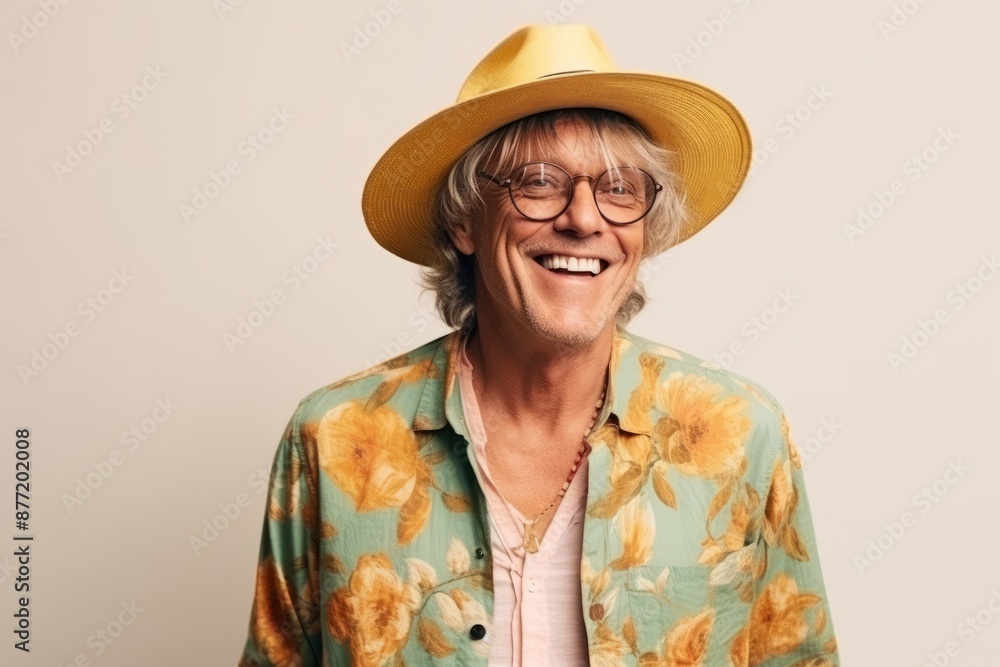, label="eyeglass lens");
[509,162,656,223]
